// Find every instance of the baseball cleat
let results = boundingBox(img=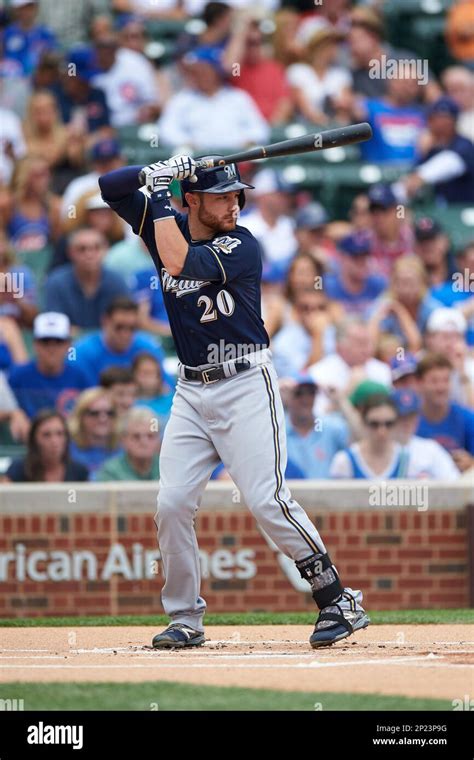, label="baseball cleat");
[152,623,205,649]
[310,593,370,649]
